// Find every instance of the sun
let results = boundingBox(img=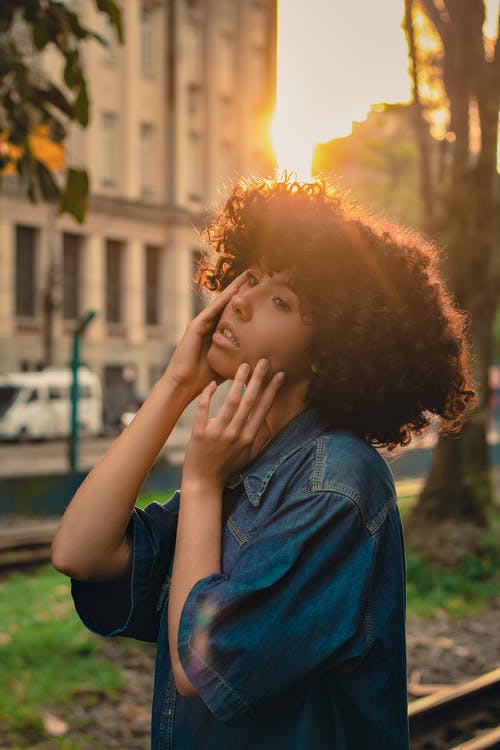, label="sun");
[270,111,316,181]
